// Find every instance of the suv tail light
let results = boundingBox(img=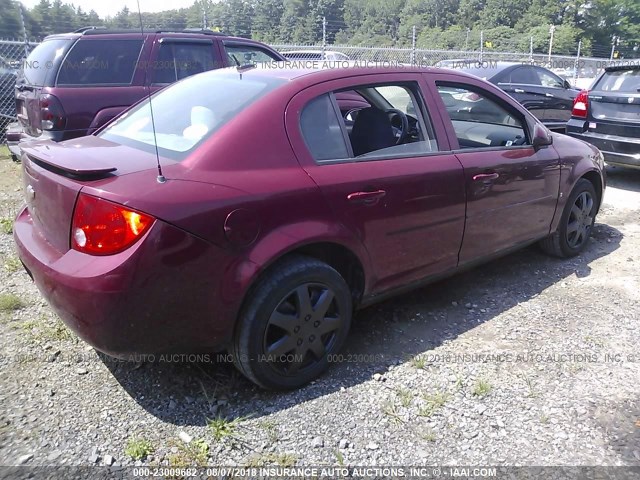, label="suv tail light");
[39,94,66,130]
[572,90,589,118]
[71,194,155,255]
